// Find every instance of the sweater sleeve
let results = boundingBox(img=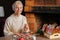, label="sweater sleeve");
[23,17,30,32]
[4,18,14,36]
